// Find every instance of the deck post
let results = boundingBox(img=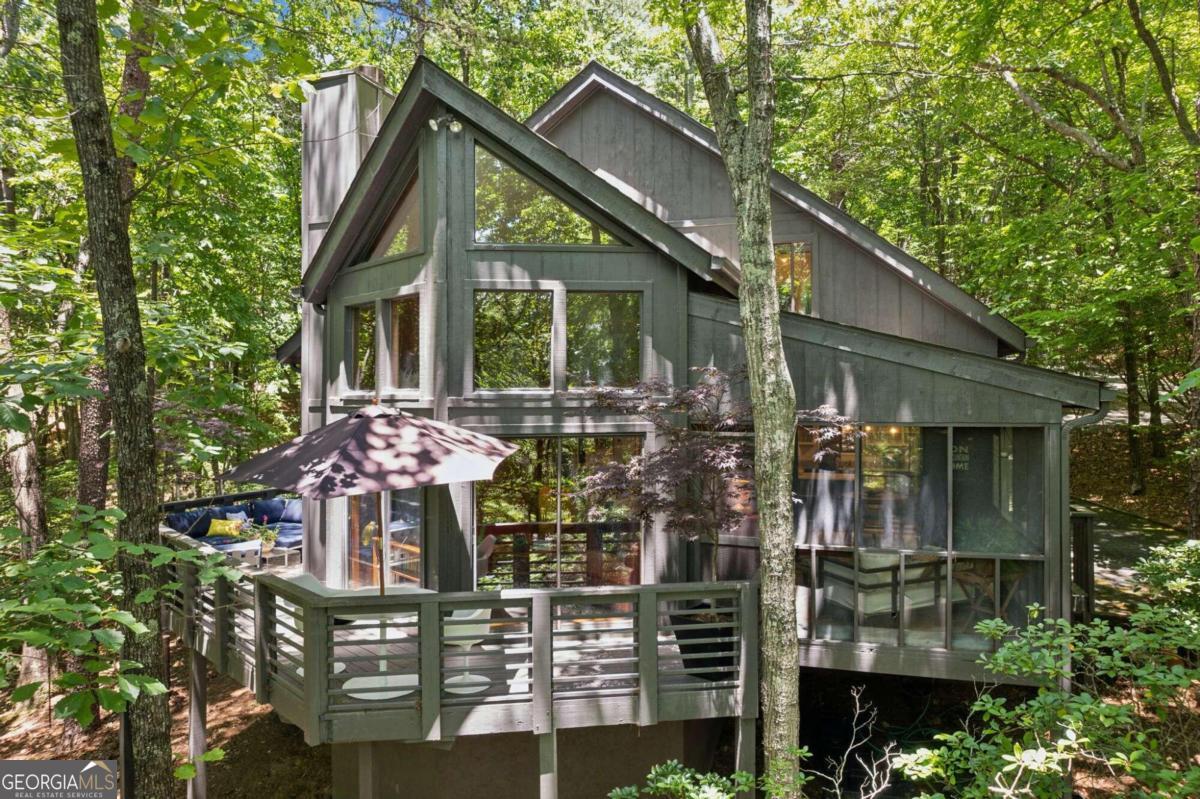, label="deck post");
[252,579,270,703]
[531,593,553,734]
[537,729,558,799]
[420,600,442,740]
[734,717,756,797]
[187,646,208,799]
[637,588,658,726]
[301,603,329,745]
